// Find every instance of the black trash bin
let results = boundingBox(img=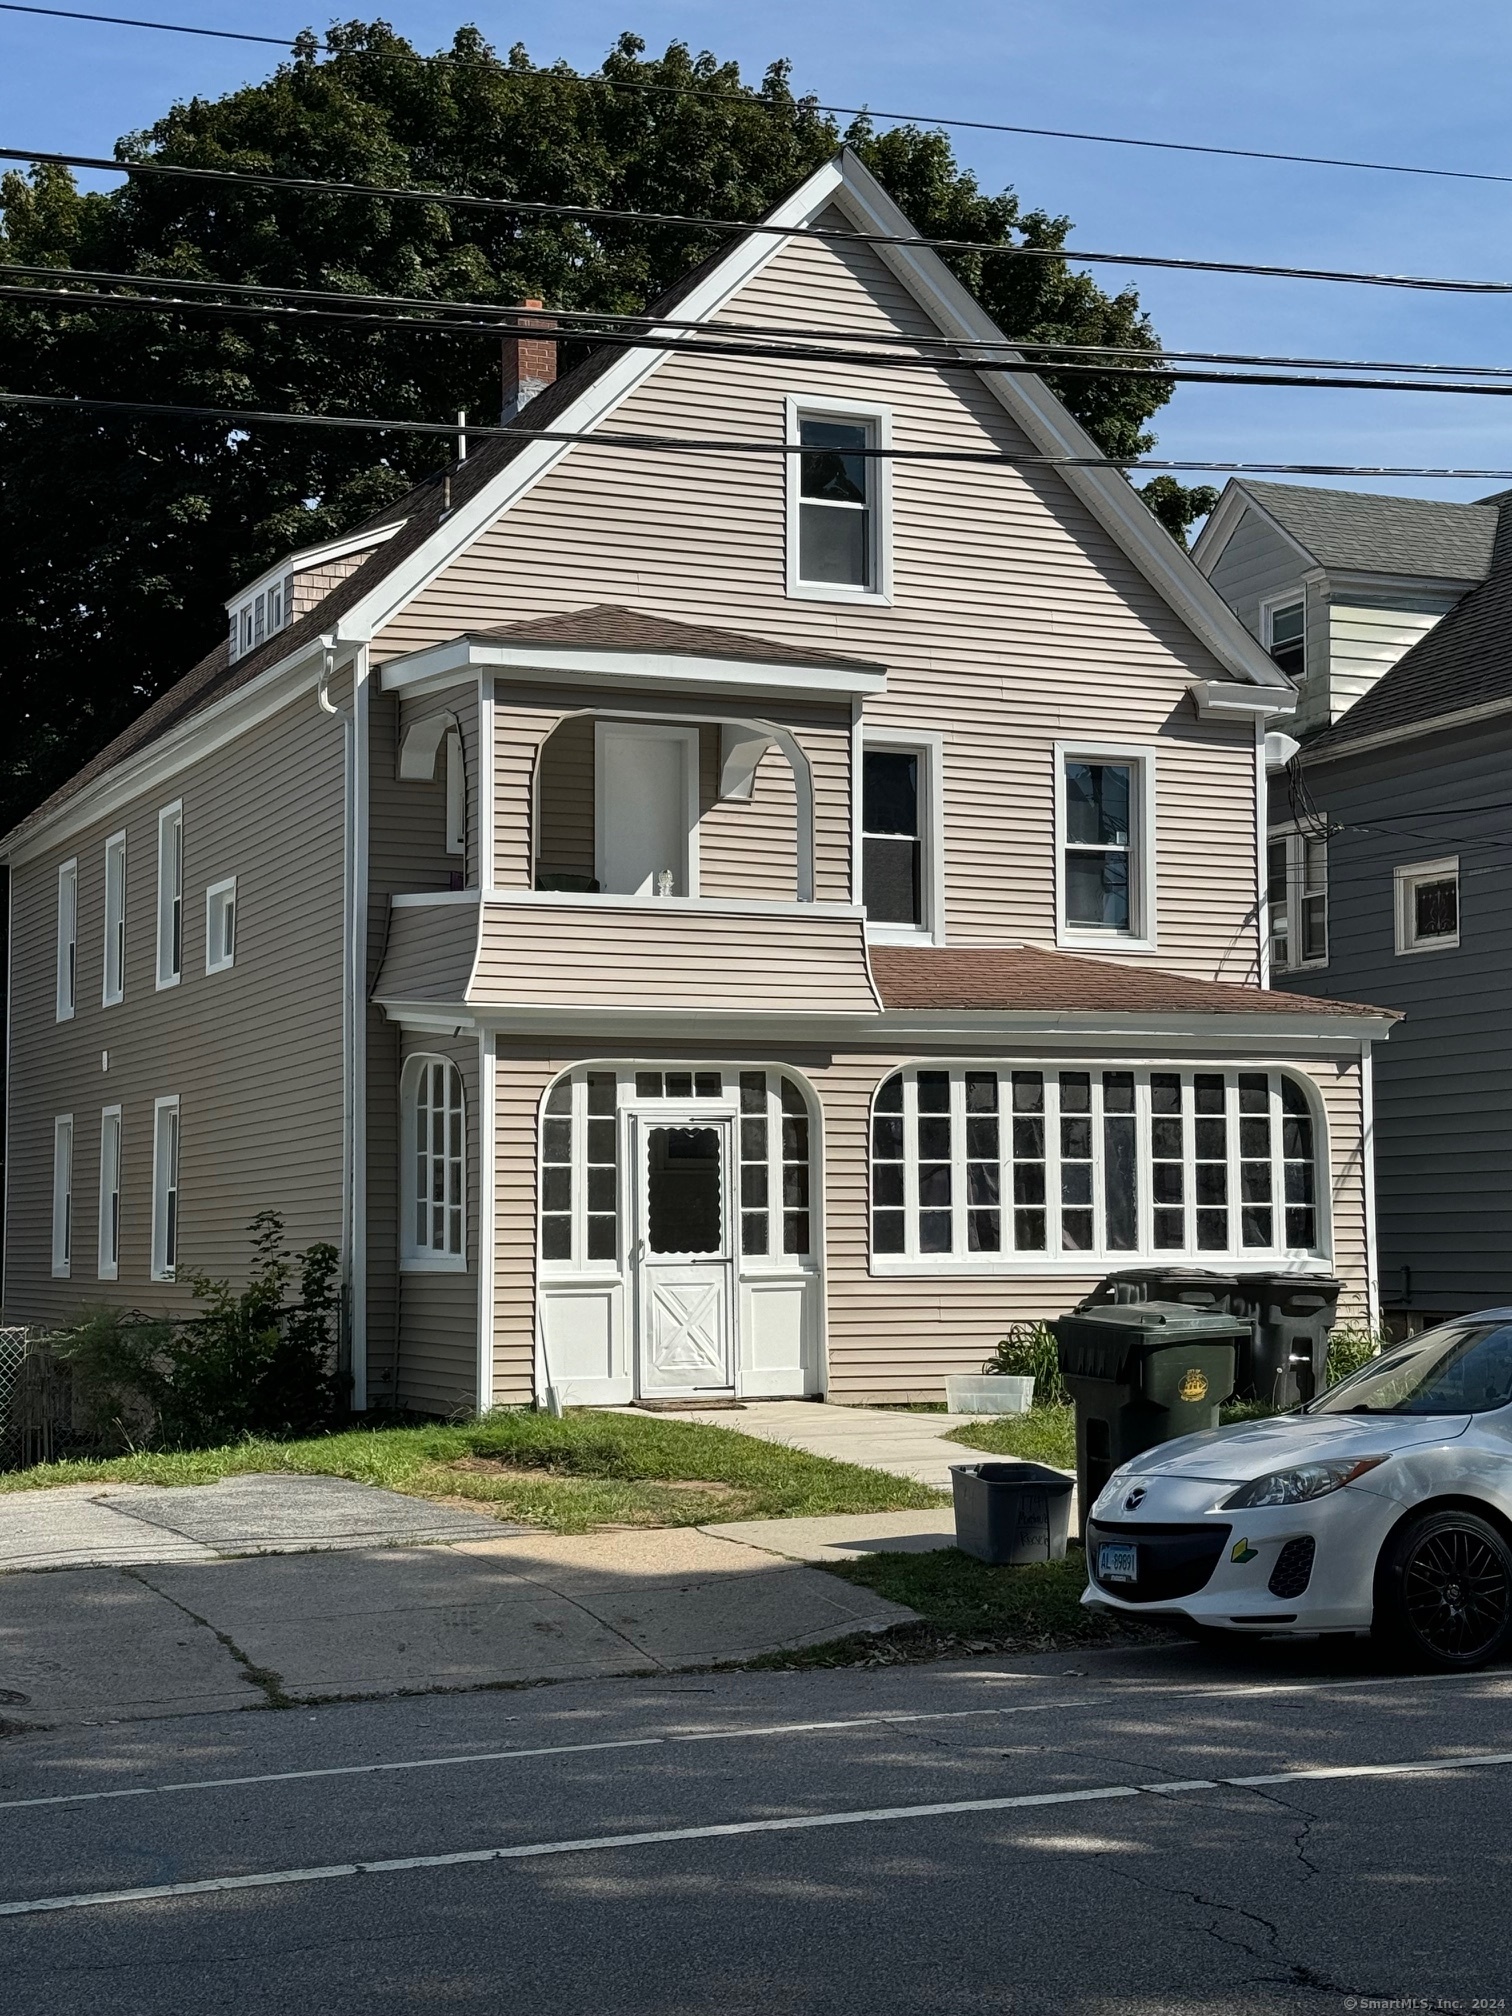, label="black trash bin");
[1078,1267,1240,1315]
[950,1461,1074,1565]
[1051,1301,1246,1536]
[1232,1275,1342,1409]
